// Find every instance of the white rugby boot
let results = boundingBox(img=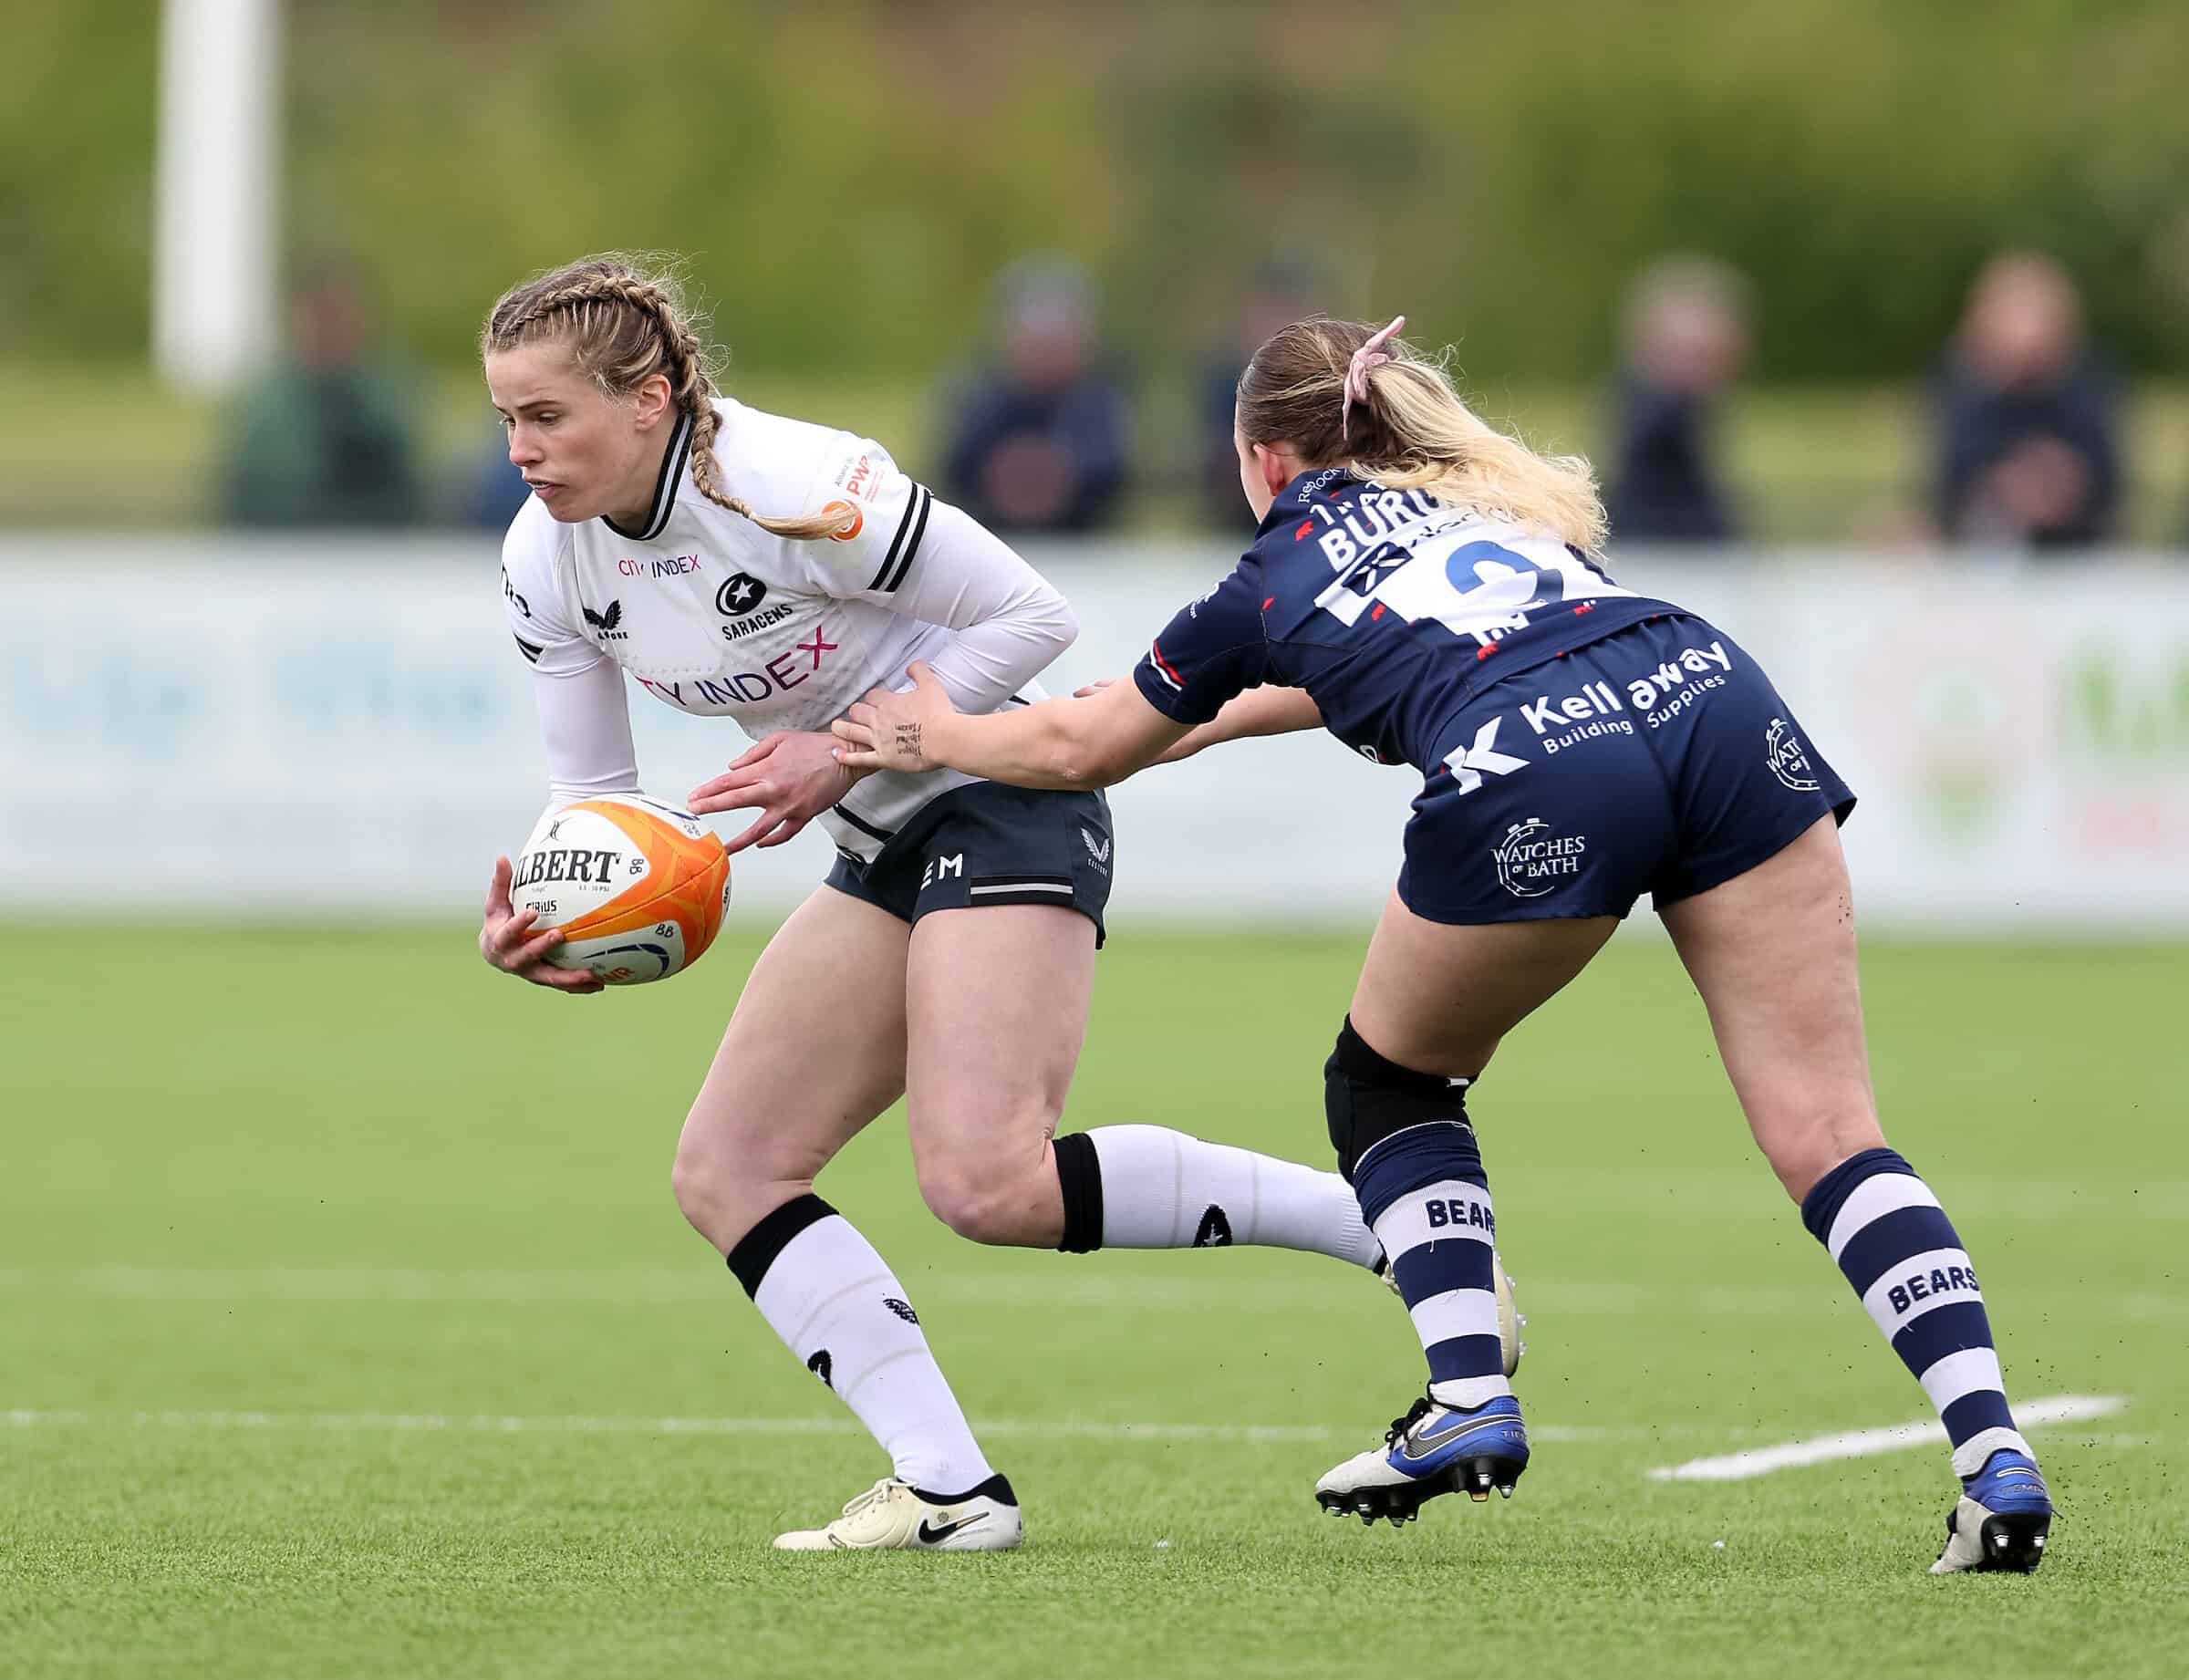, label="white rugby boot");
[1376,1246,1527,1377]
[772,1473,1022,1551]
[1315,1392,1530,1526]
